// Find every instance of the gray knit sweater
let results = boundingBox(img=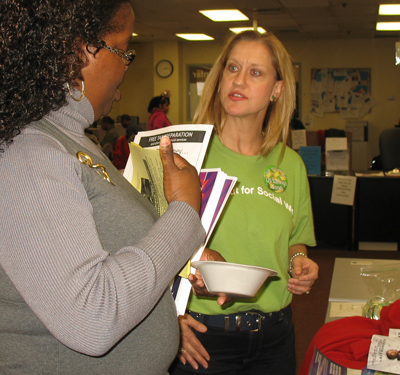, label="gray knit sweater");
[0,95,205,374]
